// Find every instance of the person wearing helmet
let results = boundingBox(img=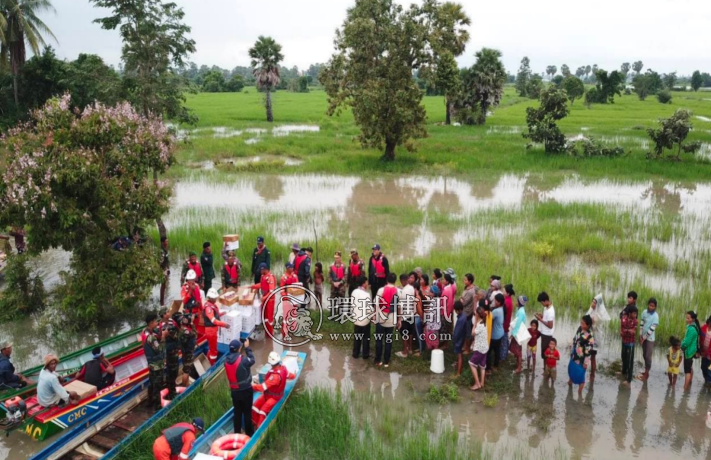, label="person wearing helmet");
[152,417,204,460]
[181,269,203,335]
[251,263,277,337]
[203,288,230,365]
[181,252,204,287]
[251,352,295,427]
